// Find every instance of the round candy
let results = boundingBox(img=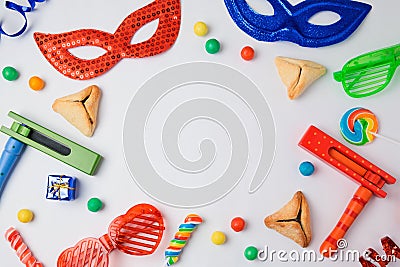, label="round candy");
[244,246,258,261]
[194,21,208,36]
[241,46,255,61]
[211,231,226,245]
[299,161,315,176]
[29,76,45,91]
[340,107,378,146]
[205,38,220,54]
[231,217,246,232]
[17,209,34,223]
[2,66,19,81]
[87,197,103,212]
